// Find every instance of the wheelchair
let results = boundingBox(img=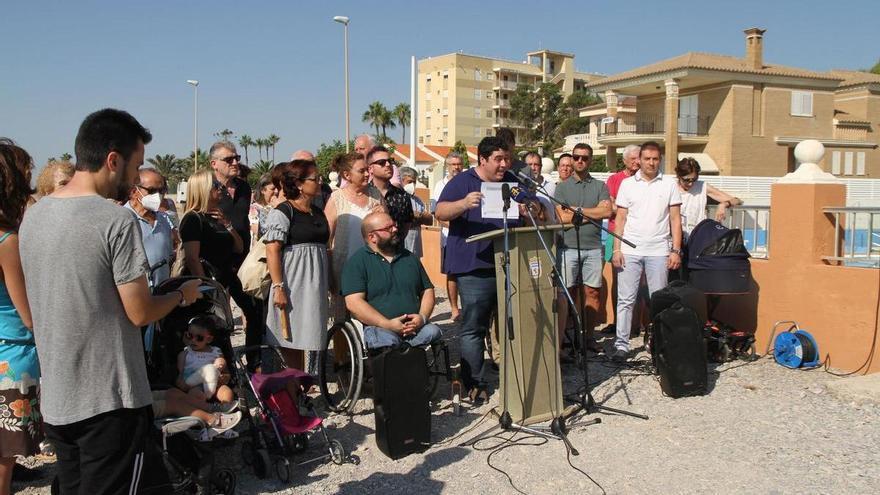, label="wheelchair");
[317,318,455,414]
